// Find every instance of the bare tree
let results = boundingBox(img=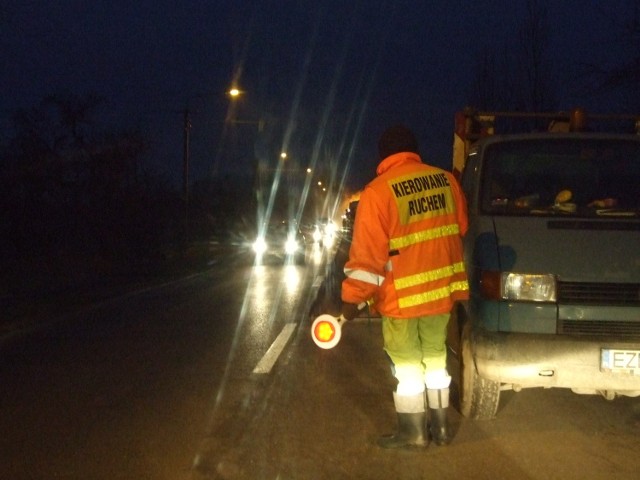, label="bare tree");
[469,44,514,111]
[0,92,151,261]
[579,1,640,108]
[516,0,555,111]
[468,0,556,113]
